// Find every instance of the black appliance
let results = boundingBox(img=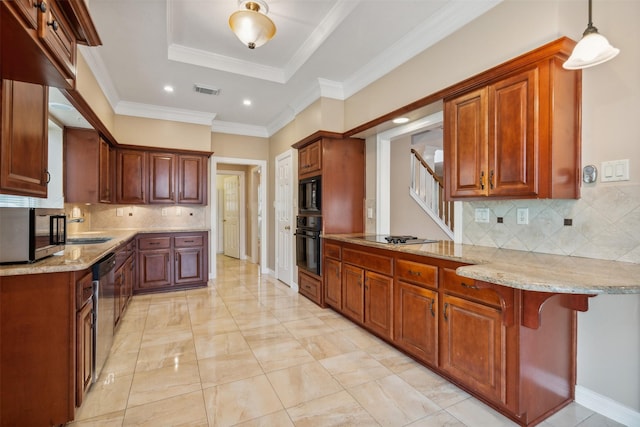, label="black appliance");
[298,176,321,214]
[295,216,322,275]
[0,207,66,263]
